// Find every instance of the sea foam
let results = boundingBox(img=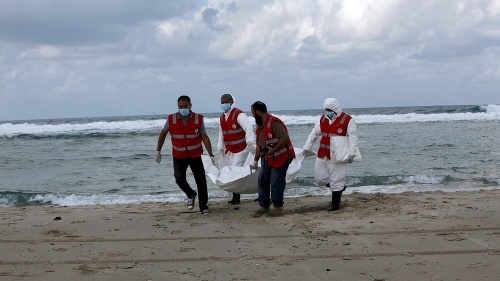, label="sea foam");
[1,104,499,137]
